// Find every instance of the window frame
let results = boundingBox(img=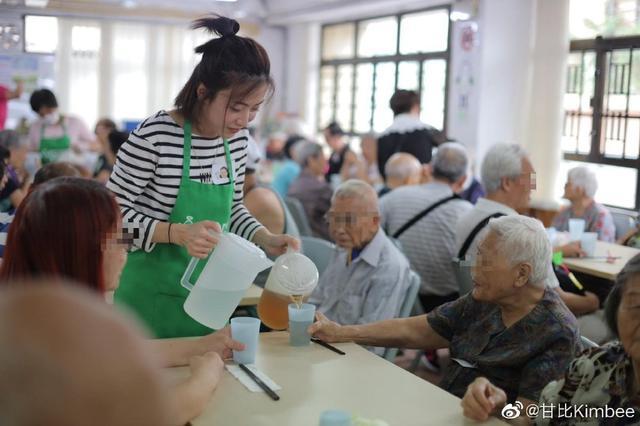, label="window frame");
[565,35,640,210]
[317,4,452,136]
